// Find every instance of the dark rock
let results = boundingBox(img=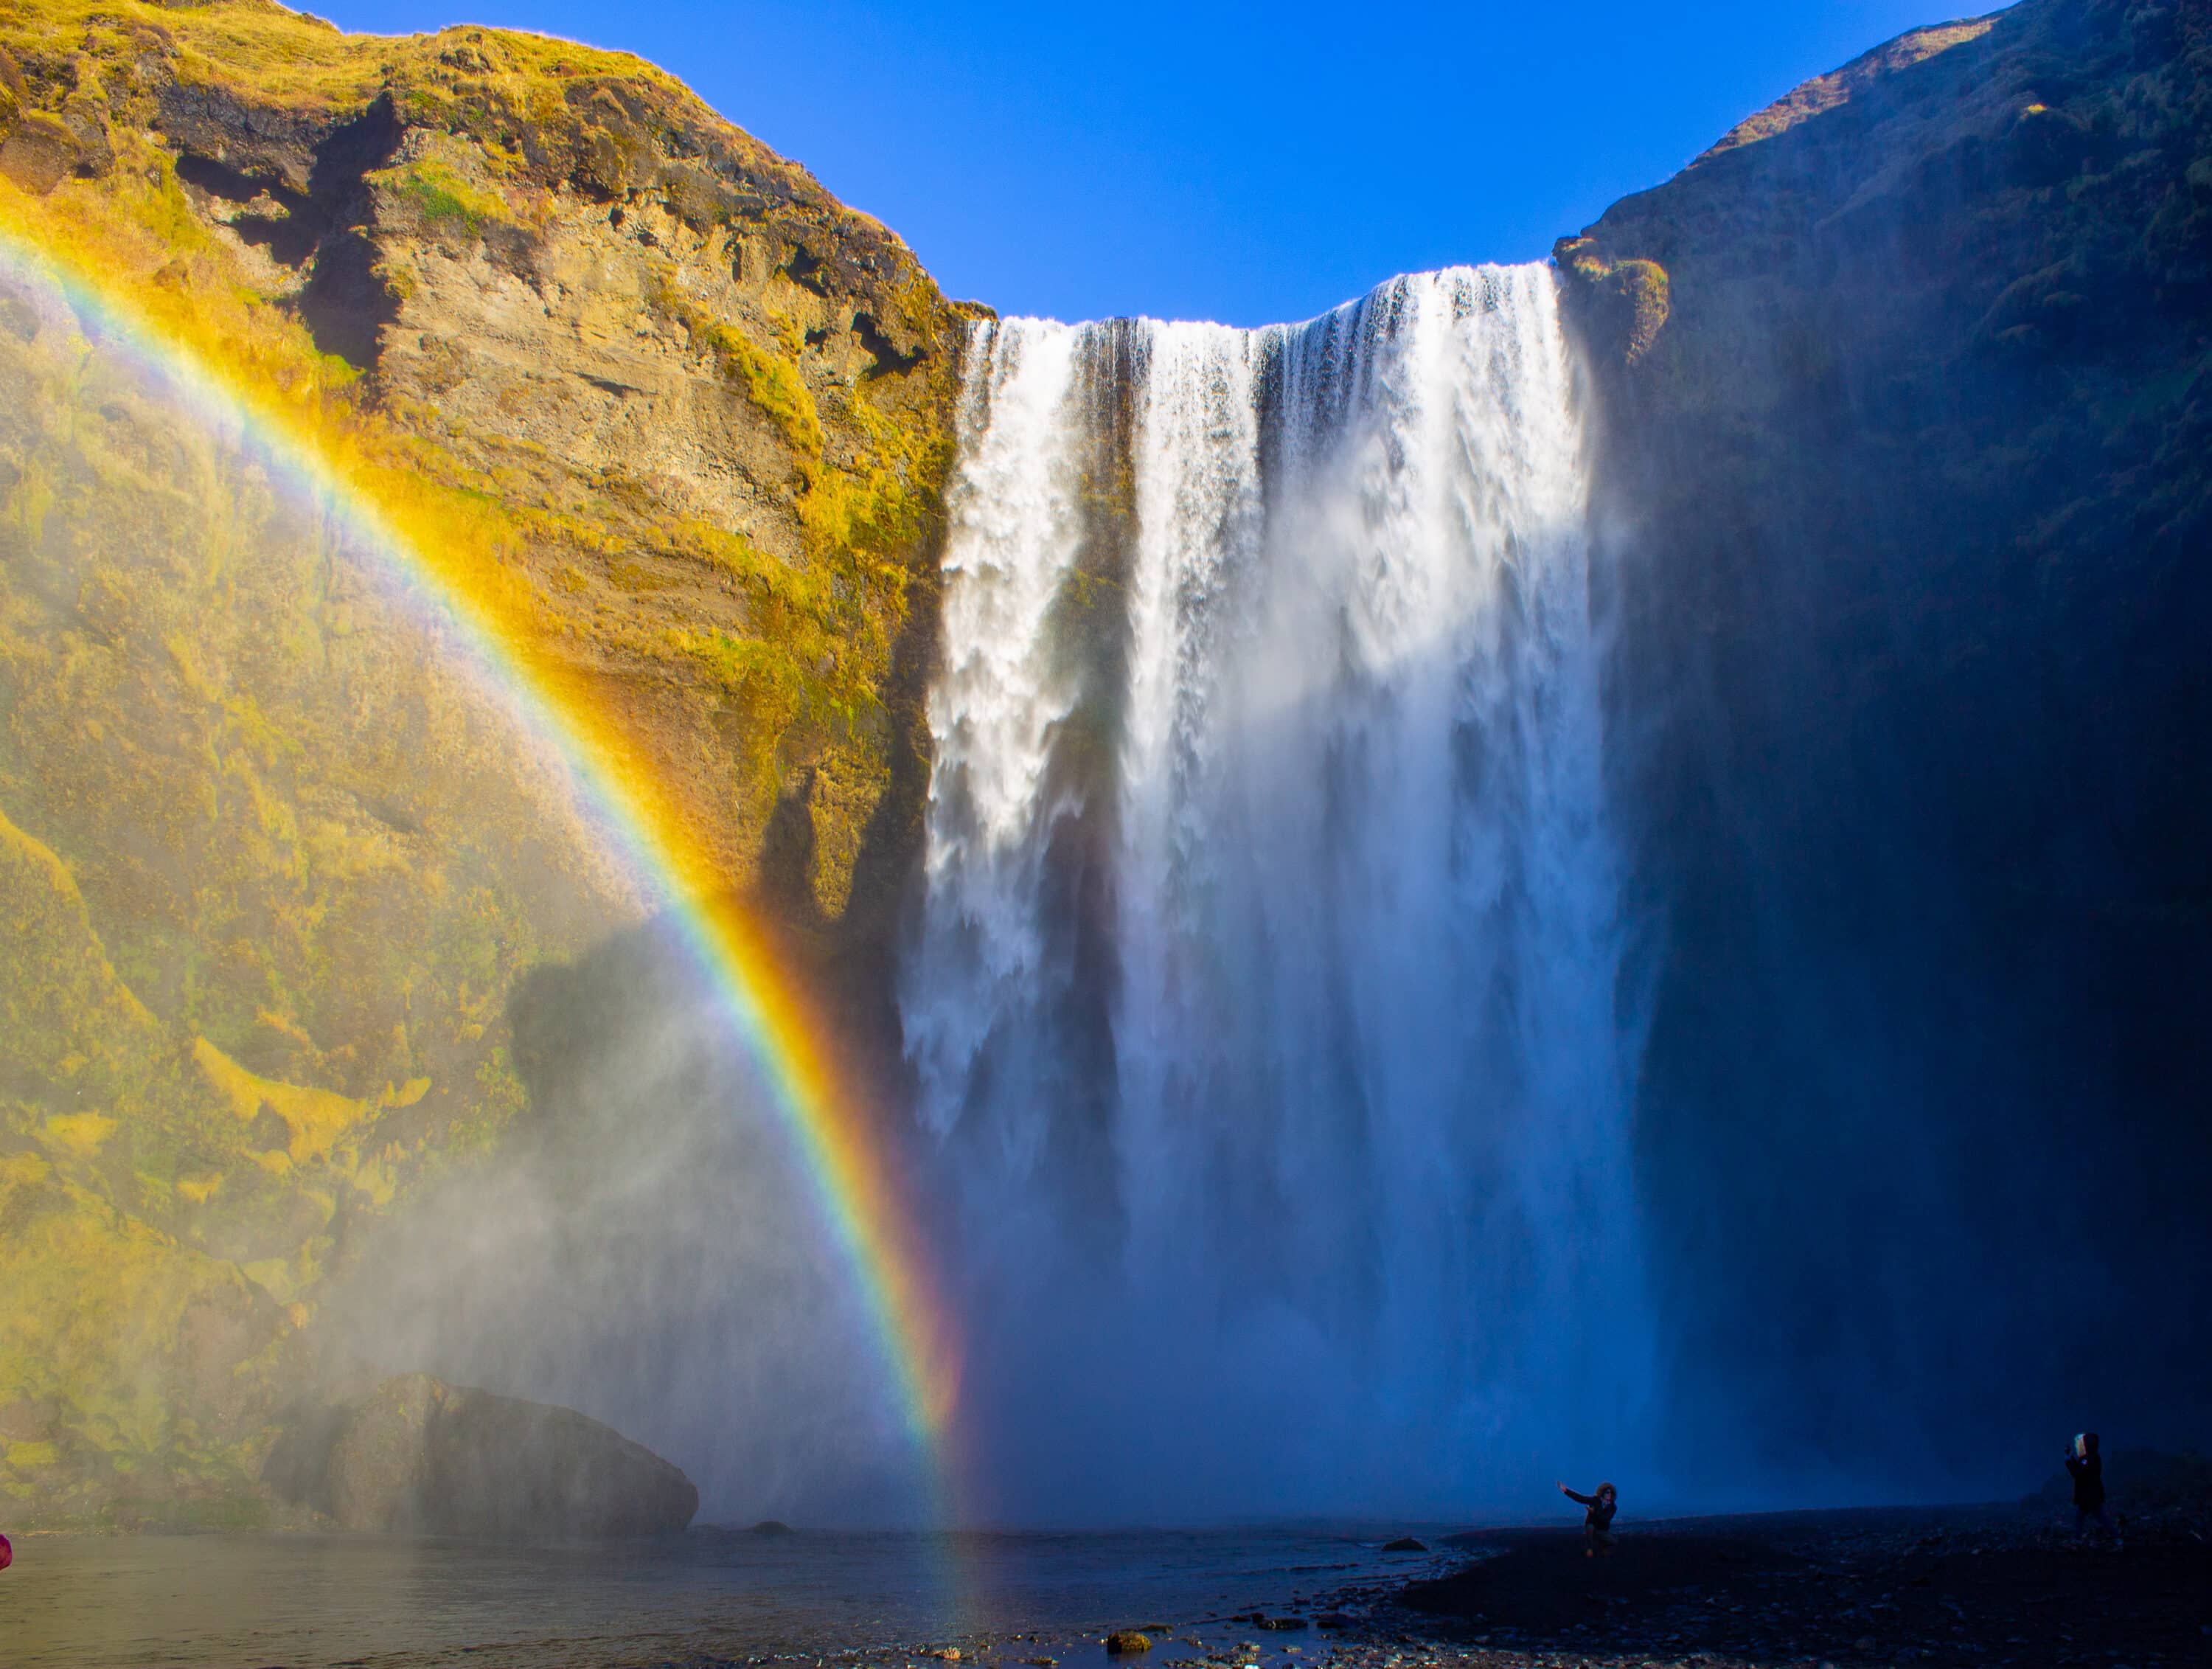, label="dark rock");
[58,90,111,178]
[267,1372,698,1538]
[0,111,78,195]
[1553,0,2212,1484]
[1105,1631,1153,1654]
[750,1517,795,1534]
[1382,1536,1428,1552]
